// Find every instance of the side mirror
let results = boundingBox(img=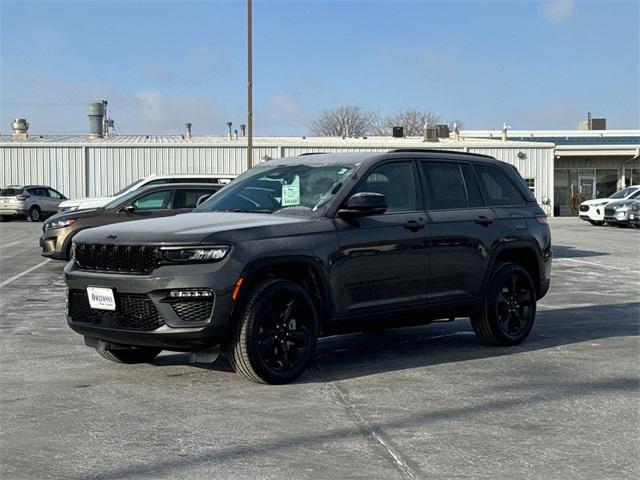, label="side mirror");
[123,205,136,213]
[338,192,387,217]
[196,194,211,207]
